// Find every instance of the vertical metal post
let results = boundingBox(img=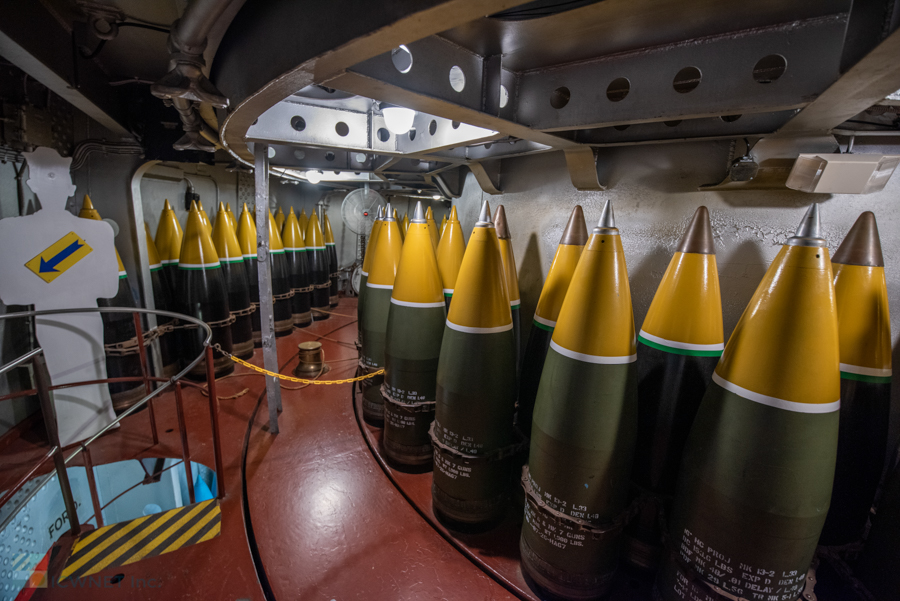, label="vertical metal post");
[130,161,164,377]
[253,143,282,434]
[33,354,80,536]
[174,382,196,504]
[81,446,104,529]
[132,312,158,445]
[205,346,226,499]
